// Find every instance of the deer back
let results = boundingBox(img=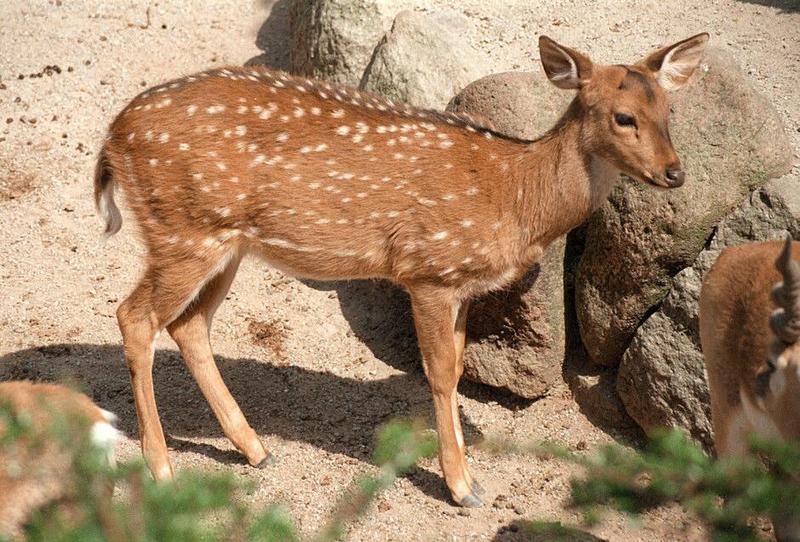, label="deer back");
[102,67,538,292]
